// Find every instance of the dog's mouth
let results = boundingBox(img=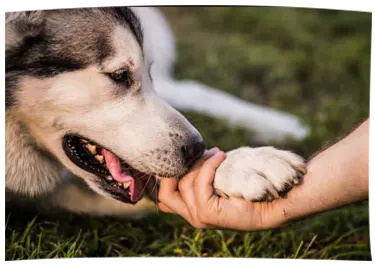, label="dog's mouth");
[62,134,158,204]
